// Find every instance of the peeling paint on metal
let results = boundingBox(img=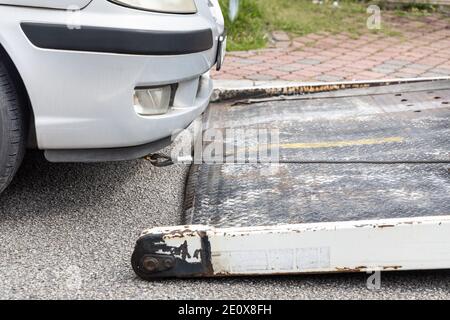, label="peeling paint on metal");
[132,216,450,279]
[212,78,450,103]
